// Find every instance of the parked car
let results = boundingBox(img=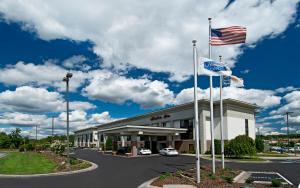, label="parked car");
[116,147,130,155]
[159,148,179,156]
[138,148,152,155]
